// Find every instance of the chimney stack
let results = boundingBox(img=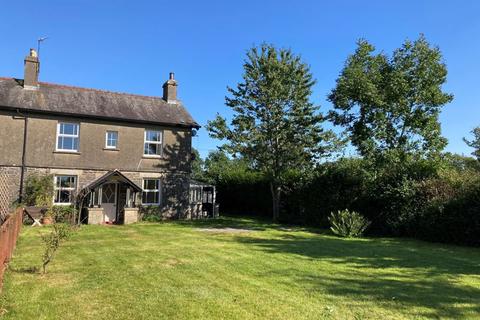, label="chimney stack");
[24,49,39,90]
[162,72,177,103]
